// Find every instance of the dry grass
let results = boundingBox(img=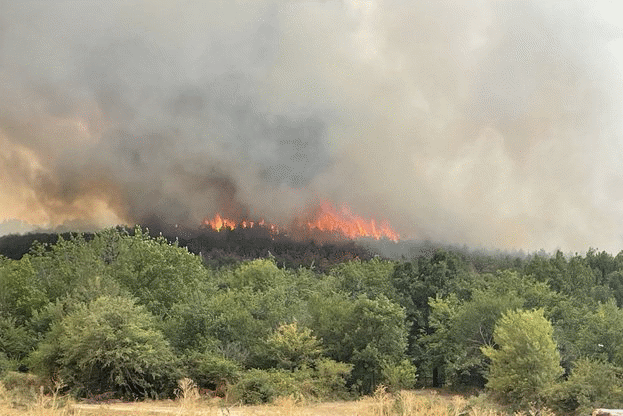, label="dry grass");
[356,386,470,416]
[175,377,201,415]
[0,378,74,416]
[0,379,558,416]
